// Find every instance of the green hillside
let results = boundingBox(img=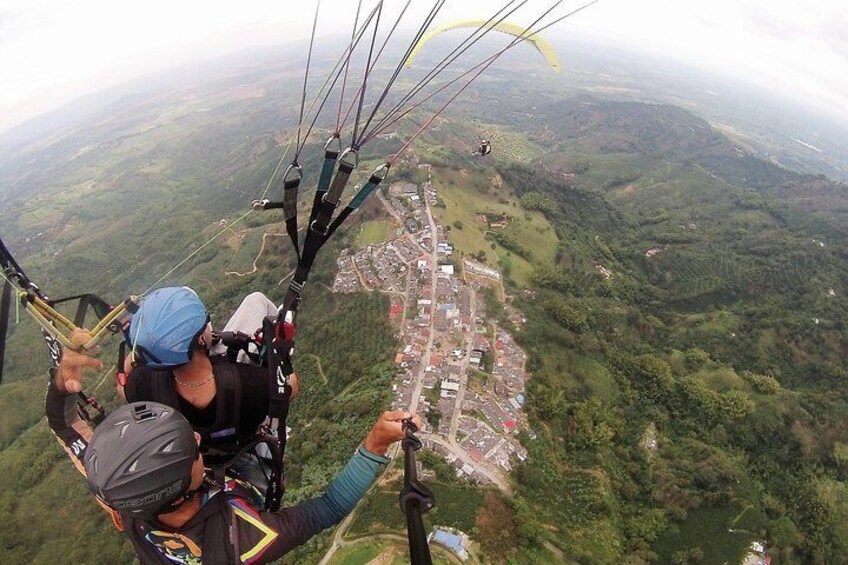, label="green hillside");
[2,50,848,565]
